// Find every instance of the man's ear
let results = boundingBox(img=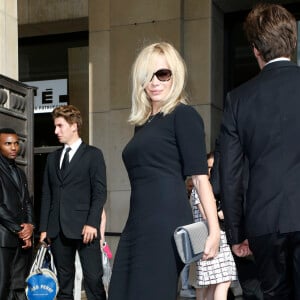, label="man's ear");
[253,46,260,59]
[71,123,78,133]
[253,46,266,70]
